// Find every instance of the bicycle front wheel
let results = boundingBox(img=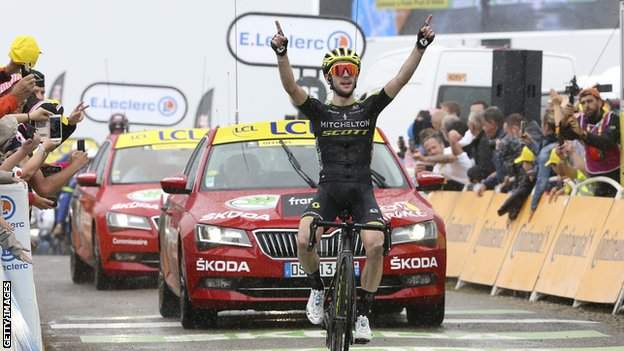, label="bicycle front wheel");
[330,254,355,351]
